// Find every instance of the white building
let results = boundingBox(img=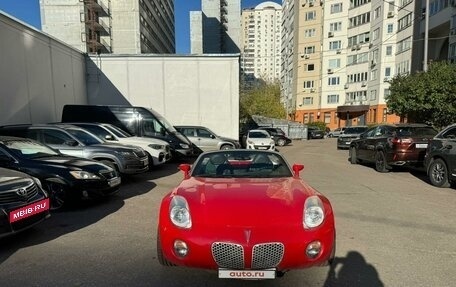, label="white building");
[240,2,282,82]
[40,0,175,54]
